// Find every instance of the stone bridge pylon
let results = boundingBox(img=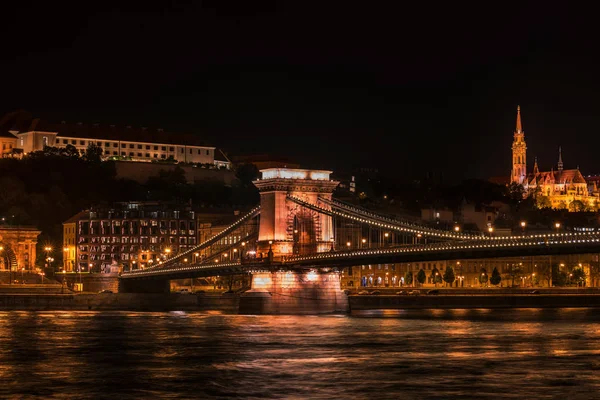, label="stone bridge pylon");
[253,168,339,260]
